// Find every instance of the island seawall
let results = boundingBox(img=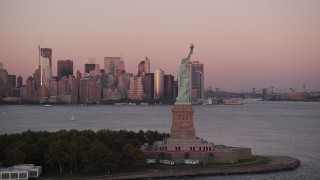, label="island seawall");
[81,156,300,180]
